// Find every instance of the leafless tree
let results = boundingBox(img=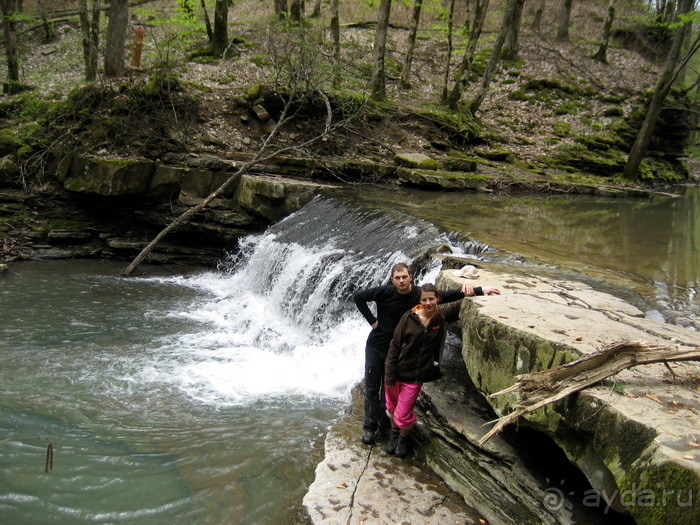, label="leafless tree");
[78,0,101,81]
[444,0,491,109]
[592,0,617,64]
[556,0,573,41]
[502,0,525,61]
[400,0,424,90]
[468,0,520,115]
[0,0,20,91]
[330,0,340,87]
[104,0,128,77]
[624,0,696,180]
[37,0,55,41]
[531,0,545,32]
[200,0,213,41]
[212,0,229,56]
[370,0,392,101]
